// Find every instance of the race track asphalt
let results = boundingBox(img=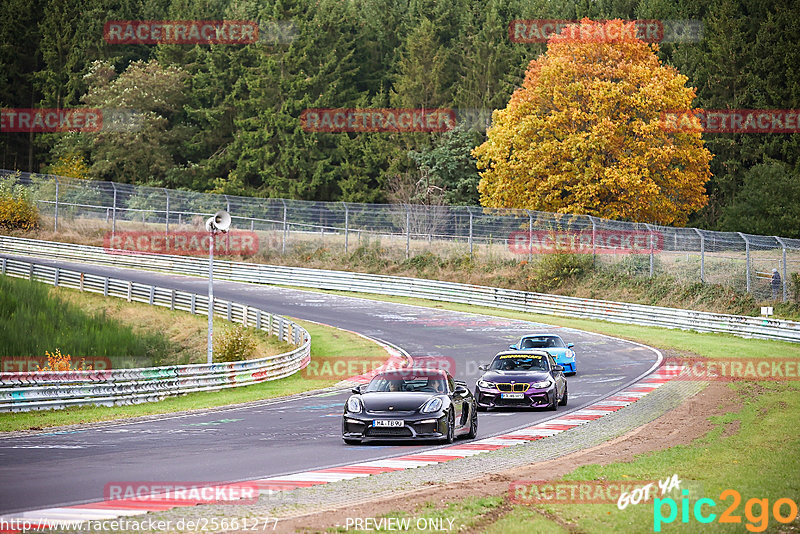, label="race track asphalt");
[0,256,659,514]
